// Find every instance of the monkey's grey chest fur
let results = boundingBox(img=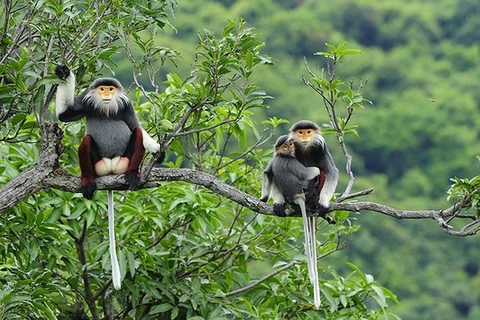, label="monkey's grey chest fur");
[85,117,131,158]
